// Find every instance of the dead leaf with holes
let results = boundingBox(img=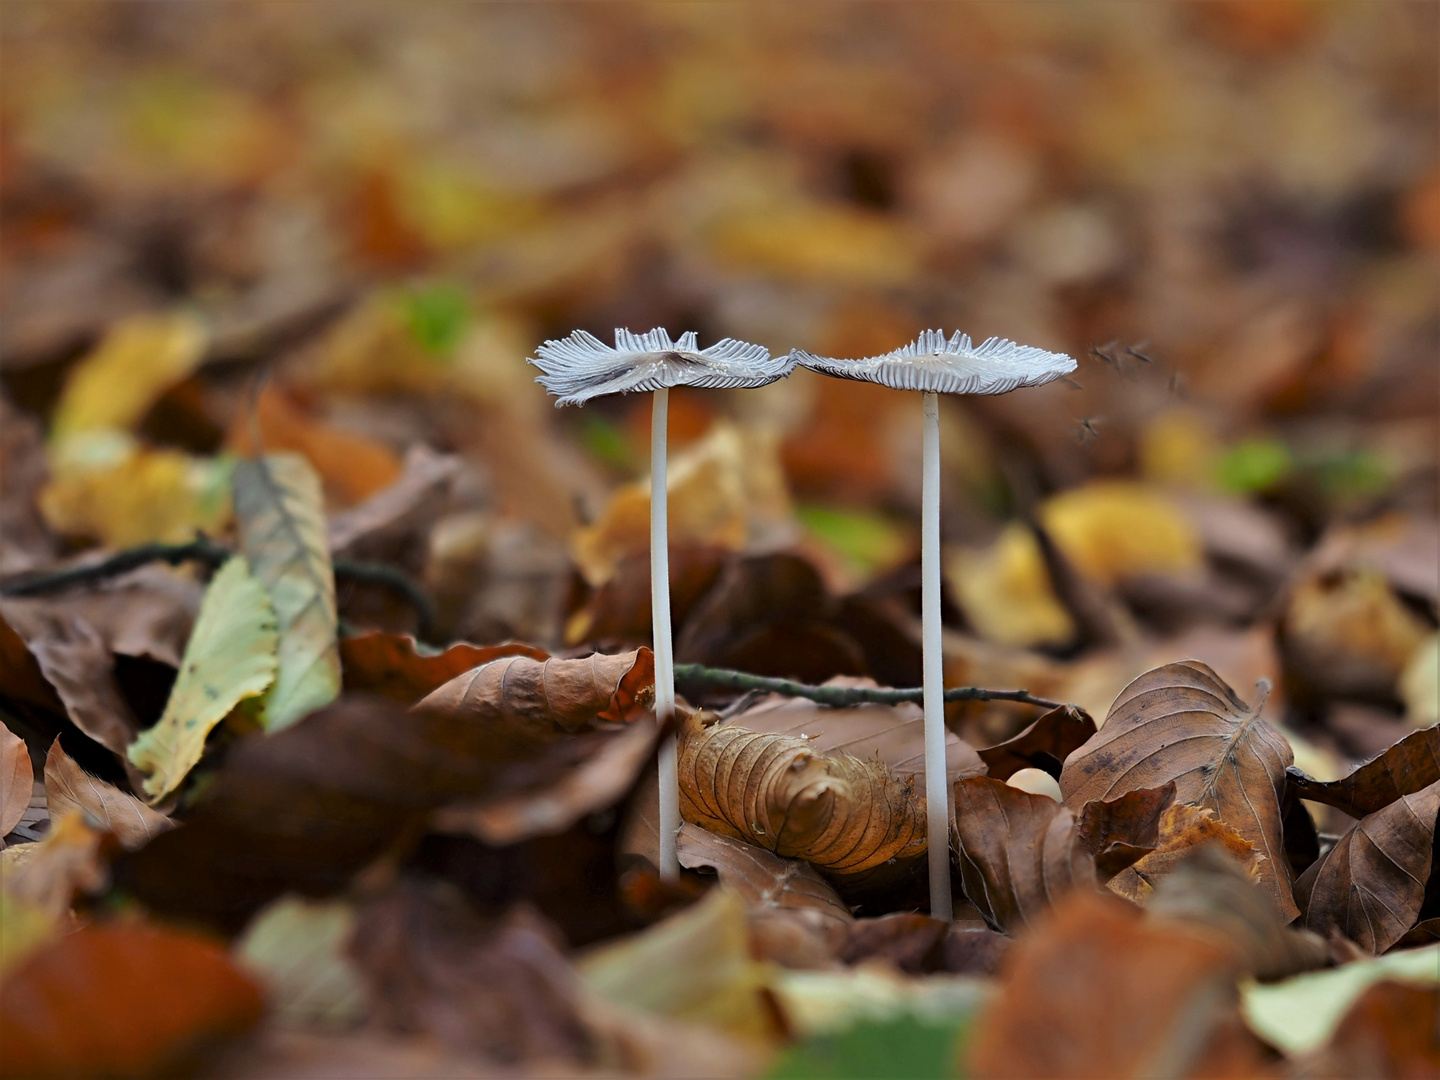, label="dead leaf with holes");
[1060,661,1297,918]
